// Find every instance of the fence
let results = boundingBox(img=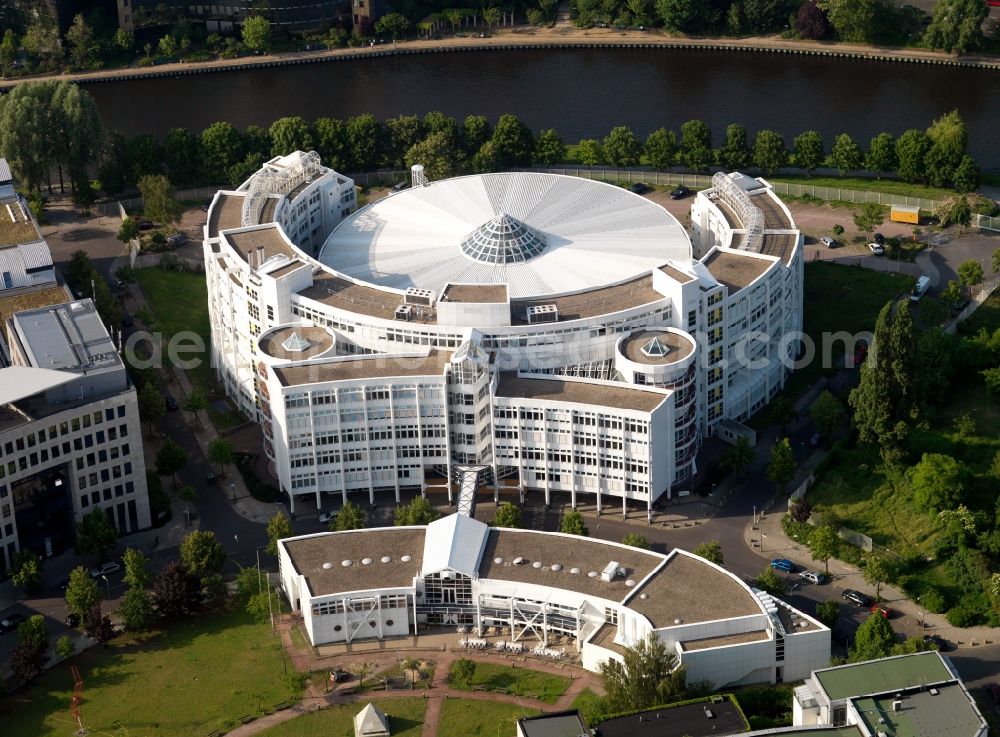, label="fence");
[975,213,1000,232]
[945,275,1000,334]
[787,473,815,505]
[98,185,235,216]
